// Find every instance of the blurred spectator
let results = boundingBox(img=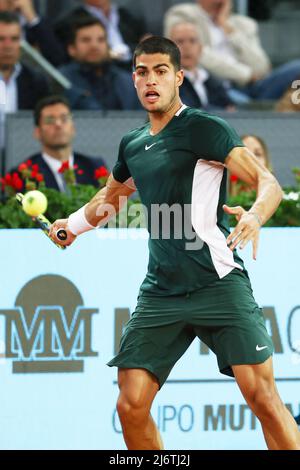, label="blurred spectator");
[14,95,107,192]
[0,11,50,111]
[55,0,147,63]
[241,134,272,171]
[0,0,65,66]
[275,86,300,112]
[58,17,141,111]
[164,0,300,102]
[168,21,234,110]
[229,134,272,196]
